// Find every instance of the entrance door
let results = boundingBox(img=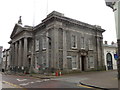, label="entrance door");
[28,58,31,68]
[106,53,113,70]
[81,56,85,71]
